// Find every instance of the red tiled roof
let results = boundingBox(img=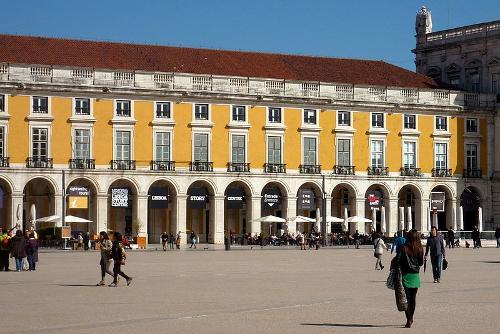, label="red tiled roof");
[0,34,439,89]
